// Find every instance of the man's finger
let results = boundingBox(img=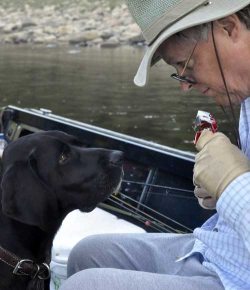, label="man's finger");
[195,130,214,151]
[194,186,211,198]
[194,186,216,210]
[195,131,231,152]
[197,196,216,210]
